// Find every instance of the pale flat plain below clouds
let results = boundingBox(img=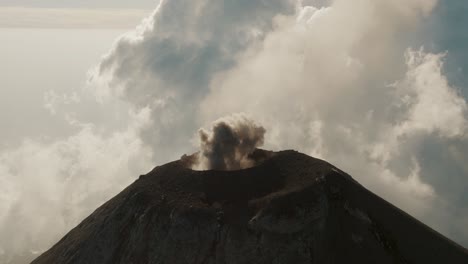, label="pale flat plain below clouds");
[1,0,468,263]
[0,7,150,28]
